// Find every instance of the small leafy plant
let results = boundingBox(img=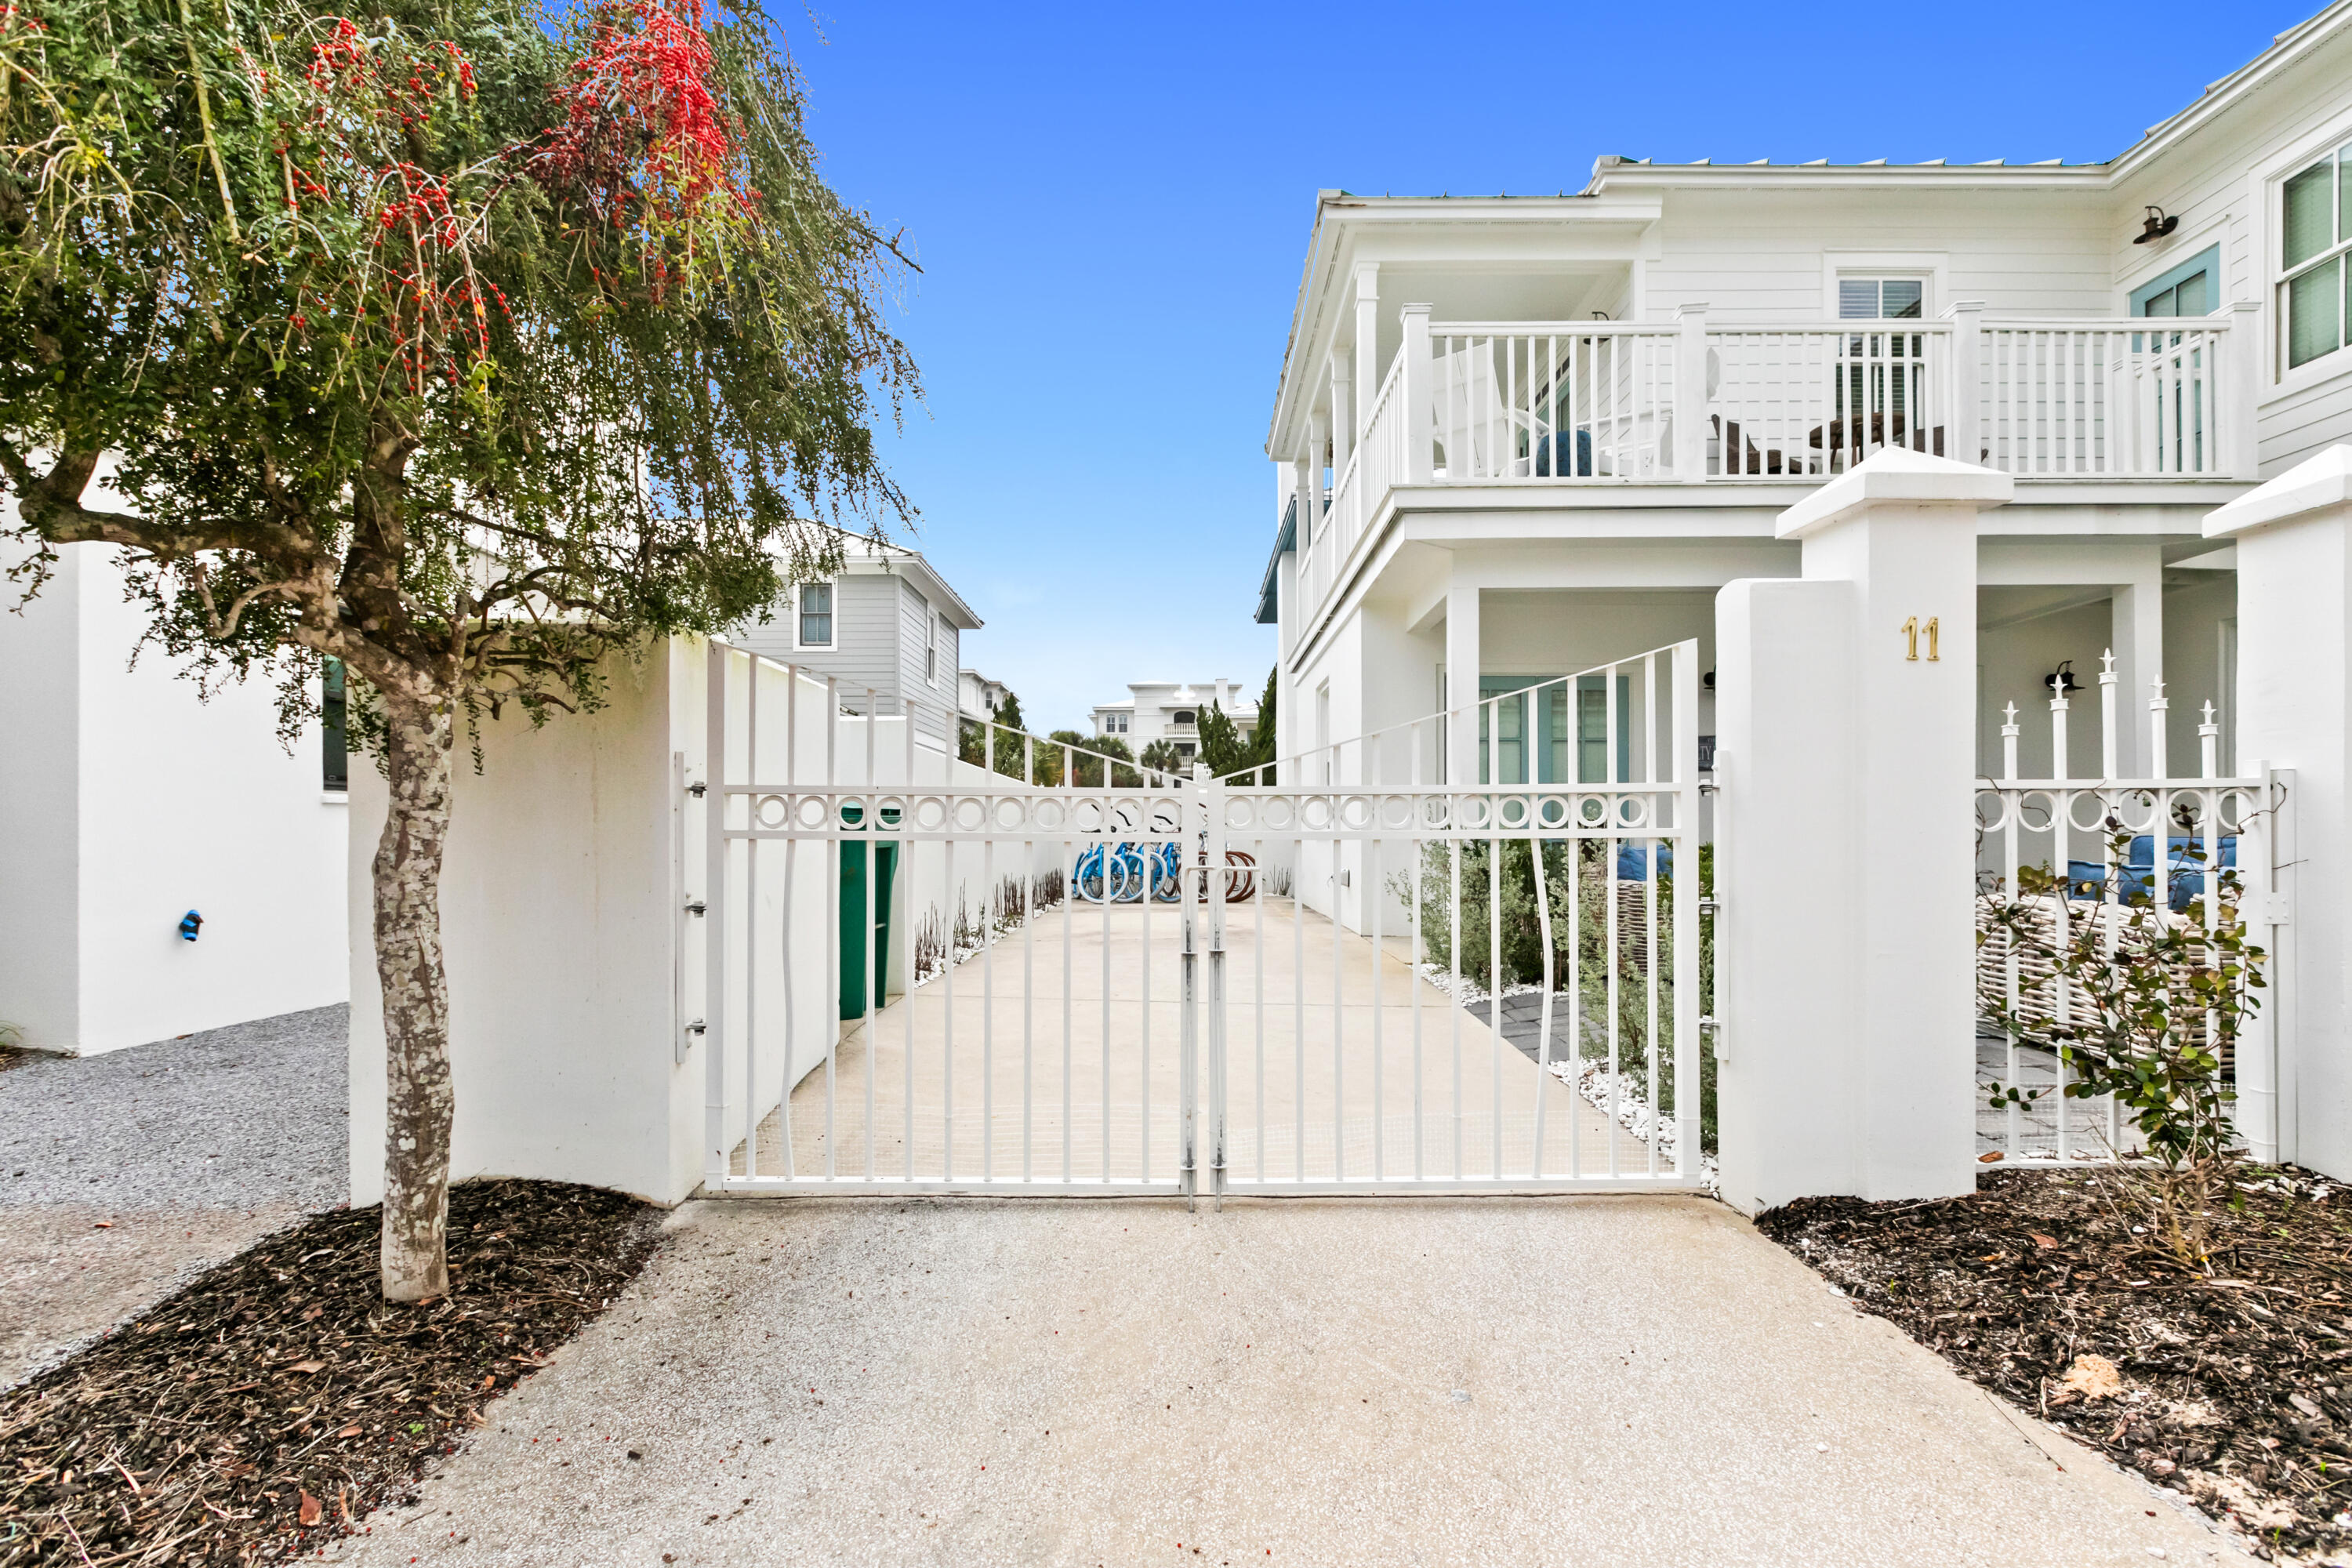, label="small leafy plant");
[1980,823,2267,1268]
